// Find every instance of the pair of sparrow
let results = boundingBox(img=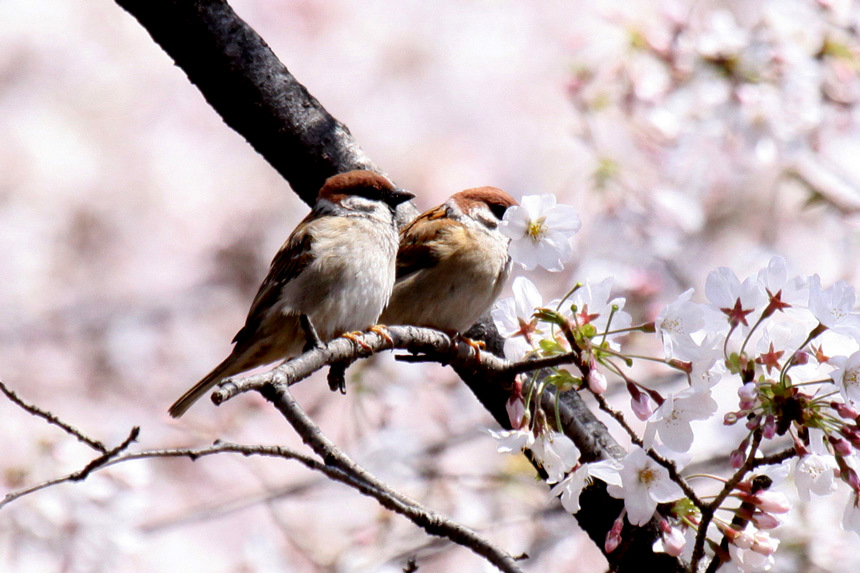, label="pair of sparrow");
[169,170,517,418]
